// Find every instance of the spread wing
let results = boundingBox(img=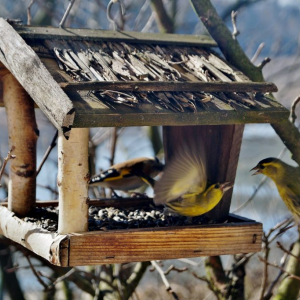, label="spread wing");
[154,141,207,205]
